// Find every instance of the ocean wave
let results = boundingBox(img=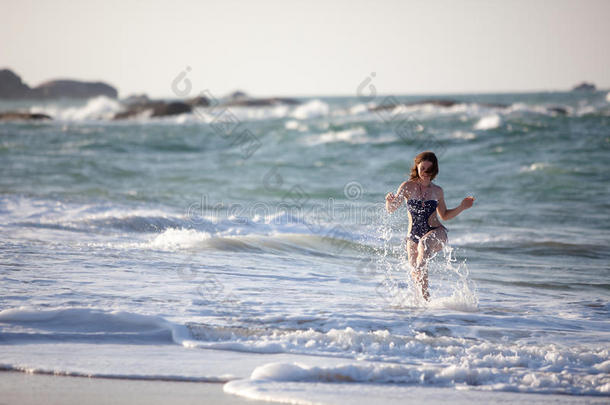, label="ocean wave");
[284,119,309,131]
[452,231,609,260]
[290,99,330,120]
[2,307,608,395]
[2,196,364,257]
[302,126,399,146]
[7,95,606,126]
[451,130,477,140]
[1,195,351,233]
[519,162,552,172]
[0,307,190,345]
[144,228,361,256]
[29,96,122,121]
[303,127,367,145]
[474,114,502,130]
[221,336,610,396]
